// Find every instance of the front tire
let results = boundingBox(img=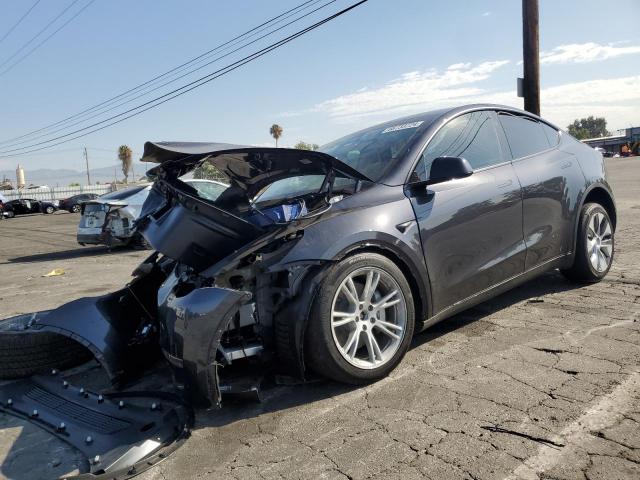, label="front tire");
[306,253,415,384]
[561,202,614,283]
[0,313,92,379]
[45,206,54,214]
